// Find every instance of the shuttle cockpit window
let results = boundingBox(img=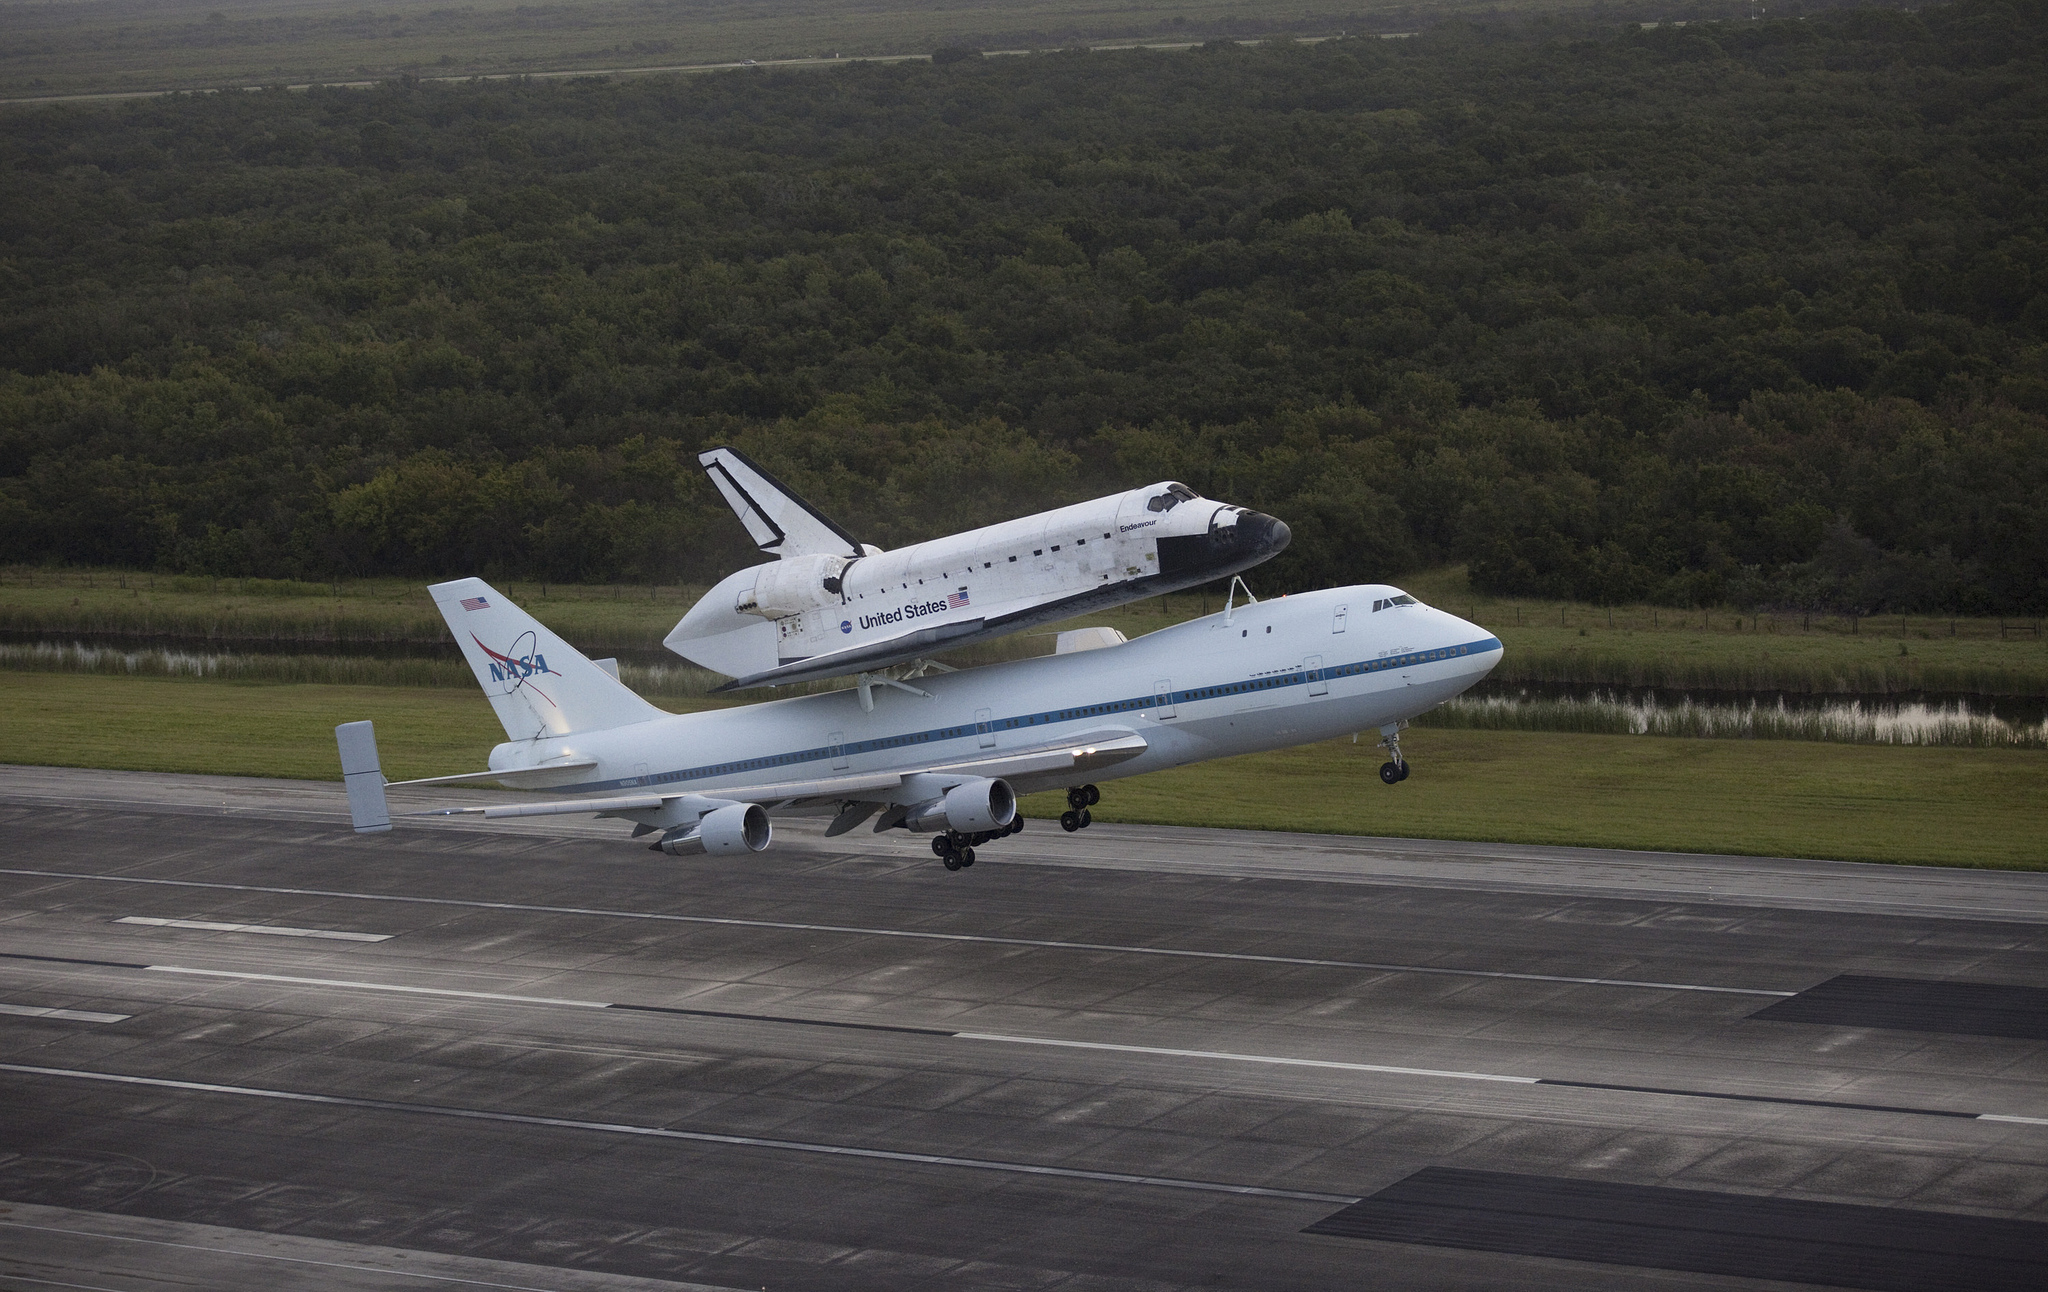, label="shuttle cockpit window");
[1146,482,1200,513]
